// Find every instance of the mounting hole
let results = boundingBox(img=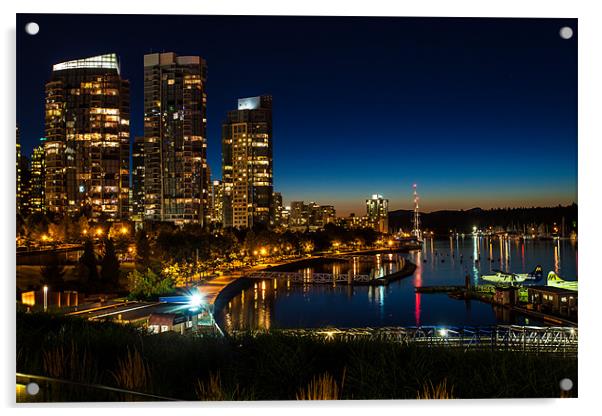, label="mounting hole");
[559,378,573,391]
[26,382,40,396]
[559,26,573,40]
[25,22,39,36]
